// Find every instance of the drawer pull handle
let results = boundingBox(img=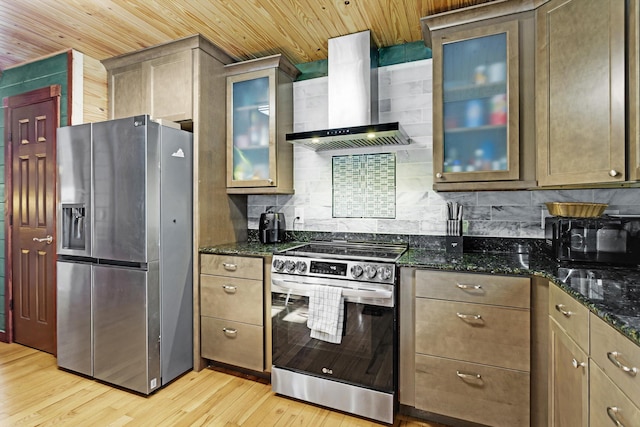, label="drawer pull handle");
[456,312,482,321]
[222,328,238,337]
[222,285,237,293]
[222,263,237,271]
[607,406,624,427]
[456,370,482,380]
[456,283,483,291]
[571,358,586,369]
[607,352,638,377]
[555,304,573,317]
